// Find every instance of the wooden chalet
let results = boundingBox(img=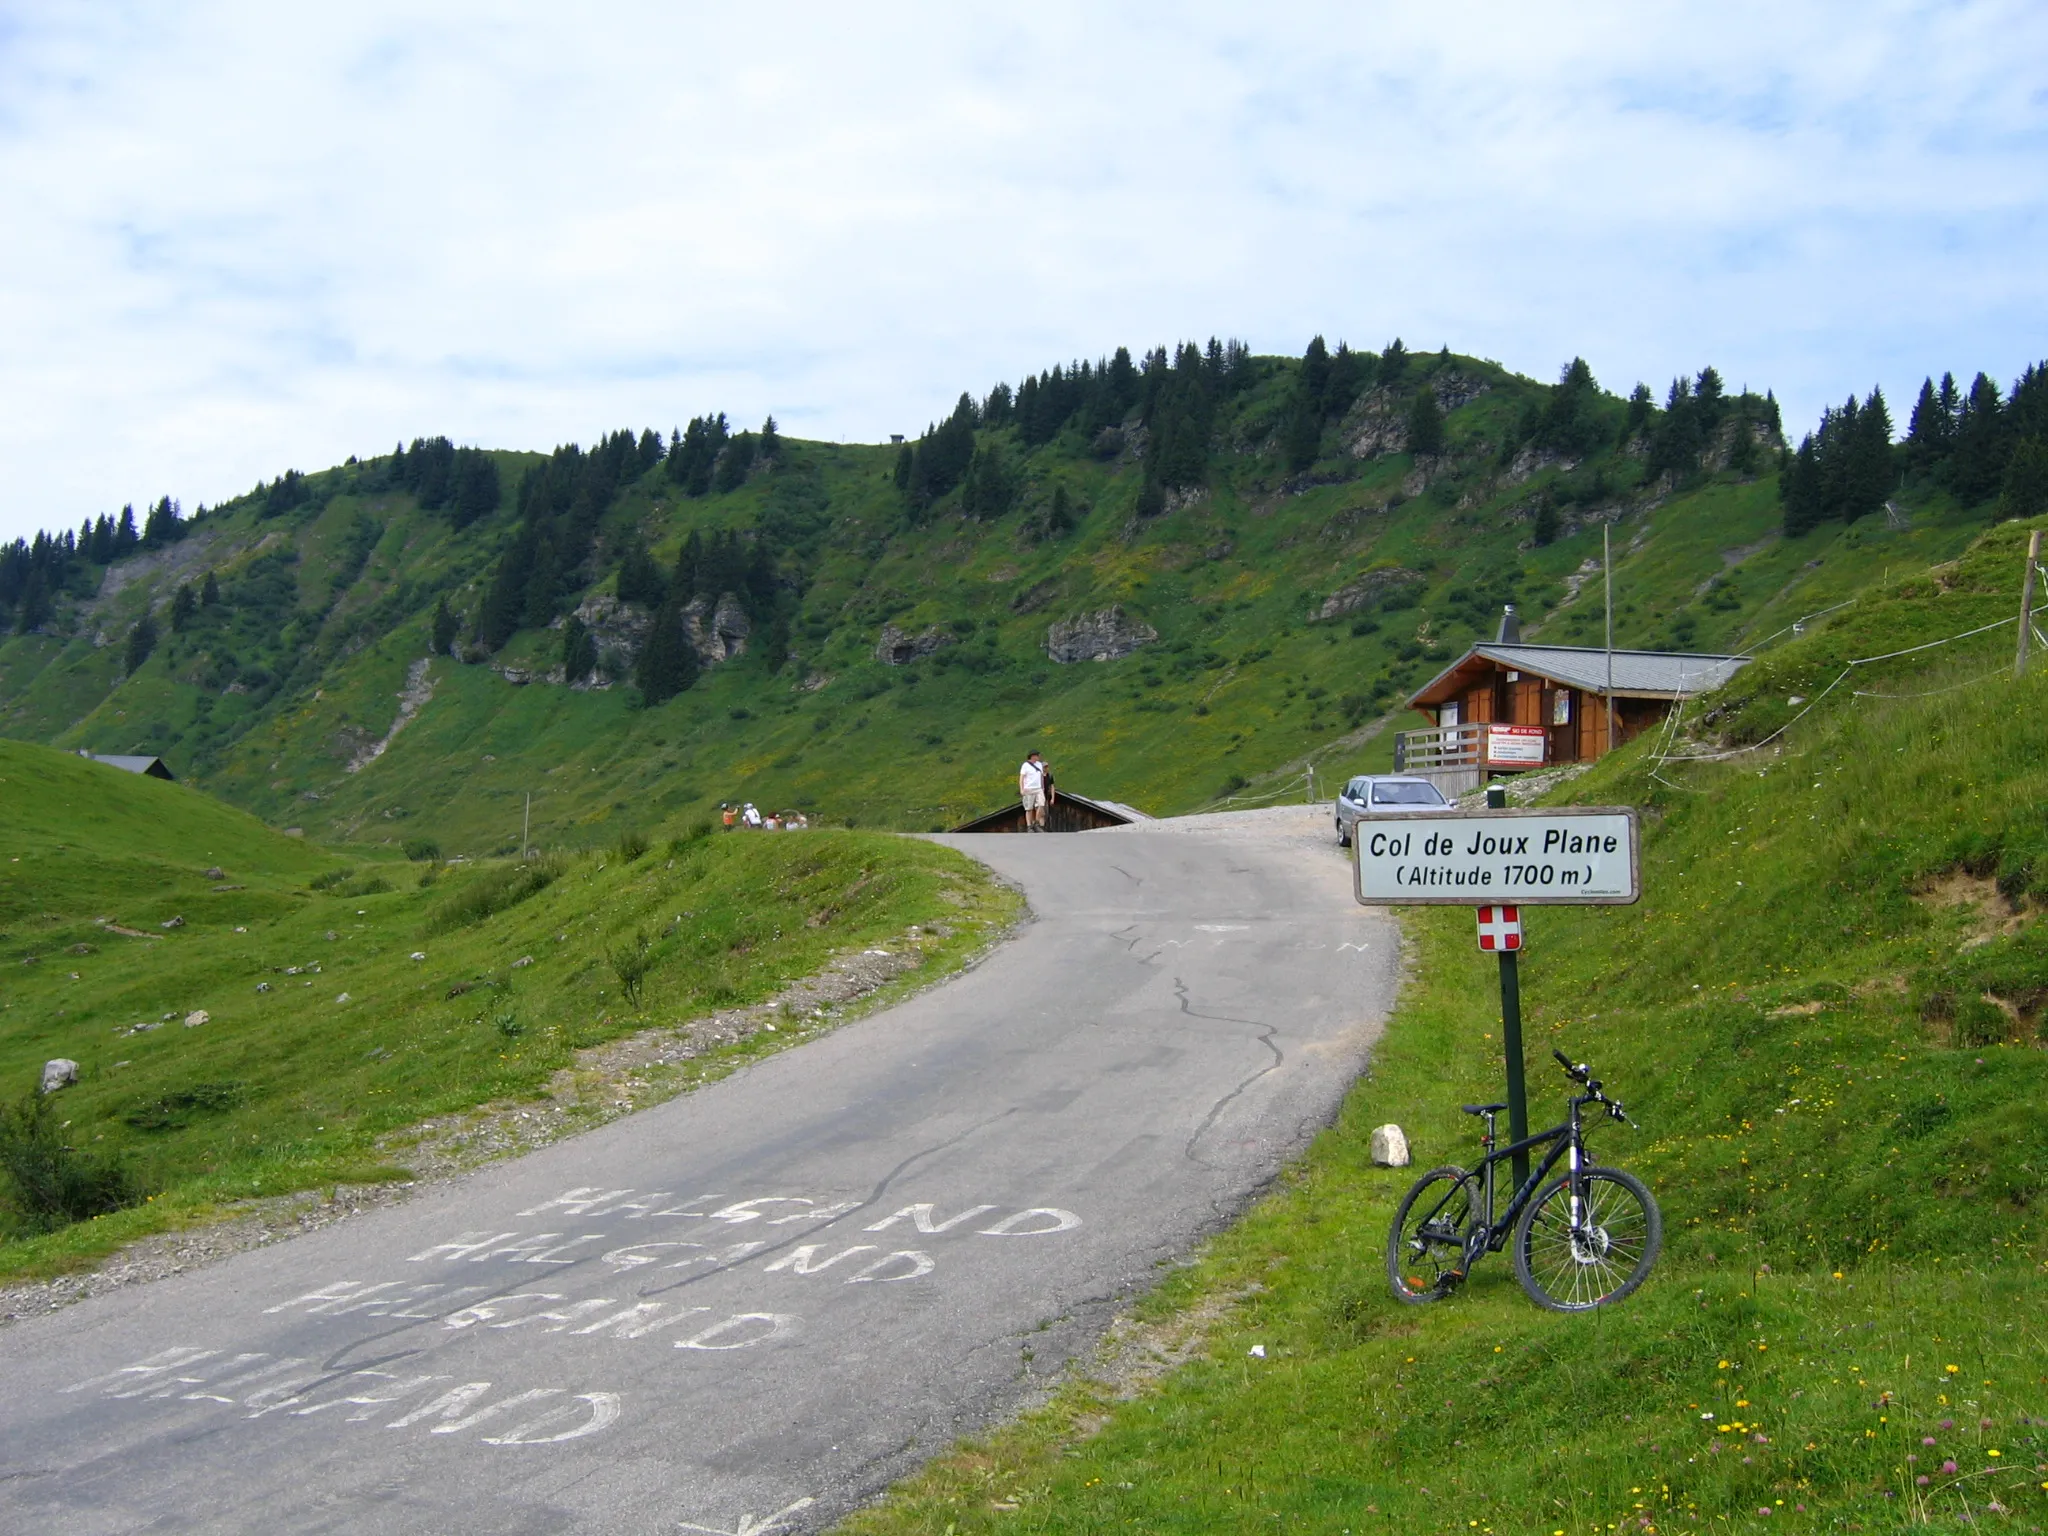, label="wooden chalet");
[1396,609,1748,793]
[951,791,1151,834]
